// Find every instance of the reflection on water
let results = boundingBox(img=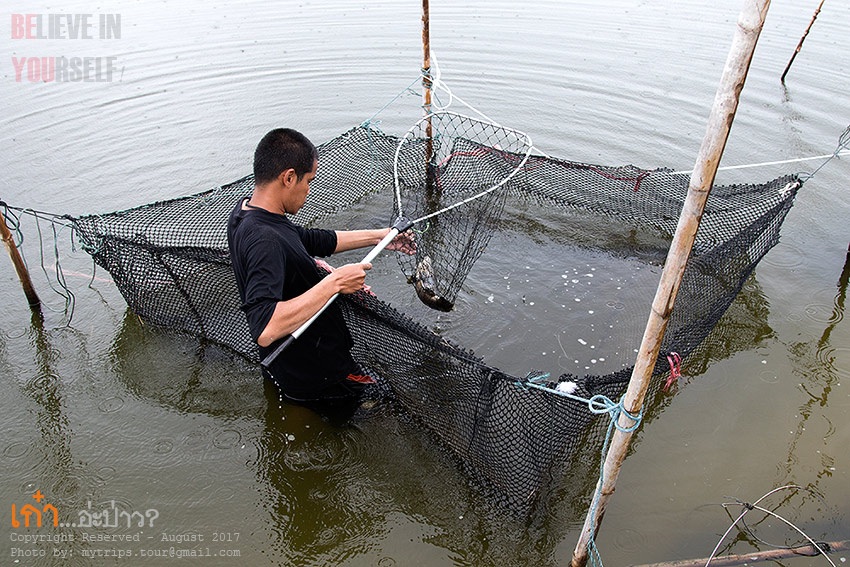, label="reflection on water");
[46,251,783,566]
[770,246,849,541]
[111,311,264,418]
[8,312,104,565]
